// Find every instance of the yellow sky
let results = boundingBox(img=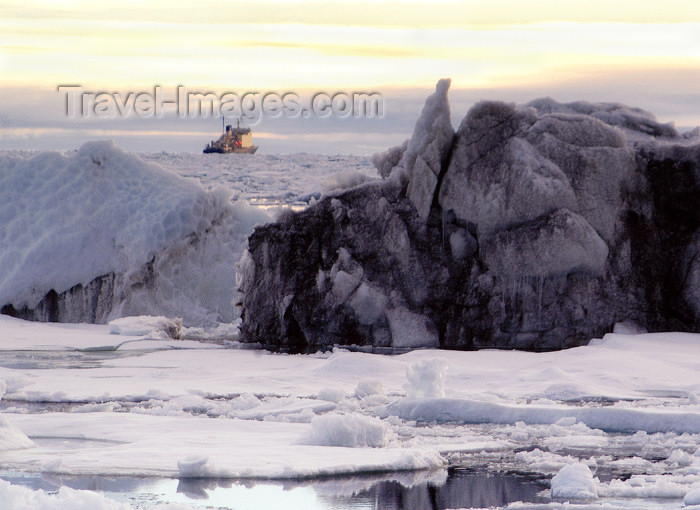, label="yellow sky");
[1,0,699,91]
